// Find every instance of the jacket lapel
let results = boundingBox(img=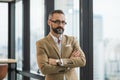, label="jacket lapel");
[46,34,61,58]
[61,35,66,58]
